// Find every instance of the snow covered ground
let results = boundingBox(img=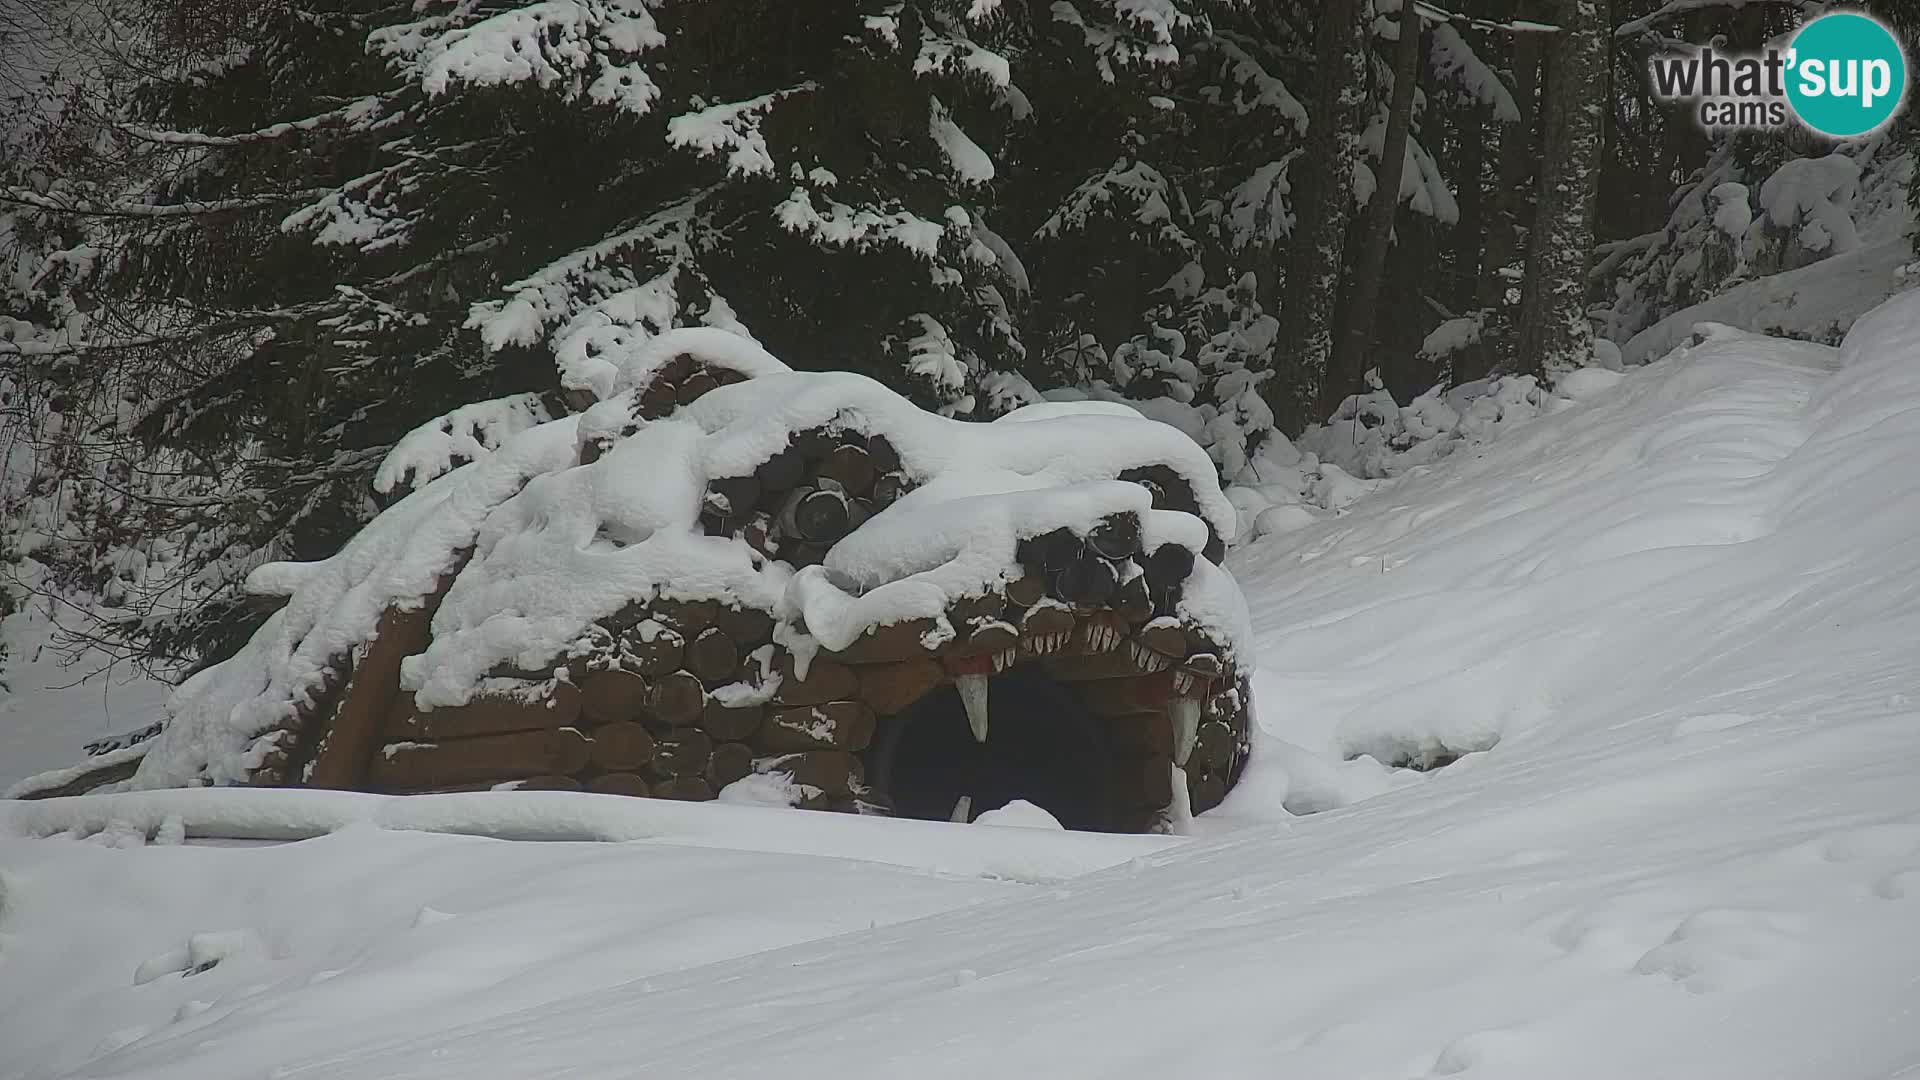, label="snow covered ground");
[6,289,1920,1078]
